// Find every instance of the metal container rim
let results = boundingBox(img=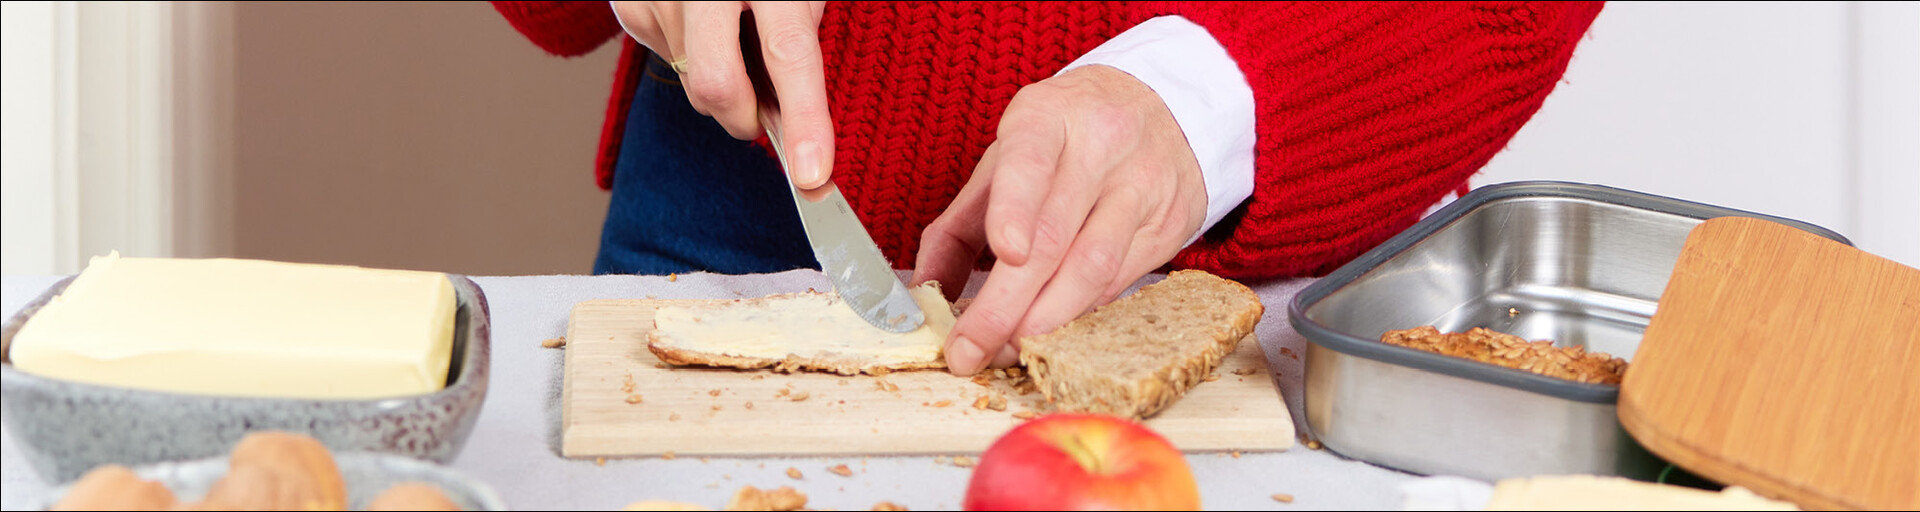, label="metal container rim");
[1287,180,1851,403]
